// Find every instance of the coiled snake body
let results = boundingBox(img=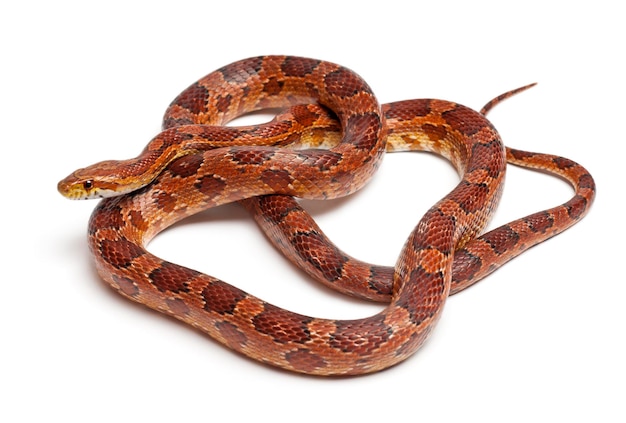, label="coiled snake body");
[58,56,595,375]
